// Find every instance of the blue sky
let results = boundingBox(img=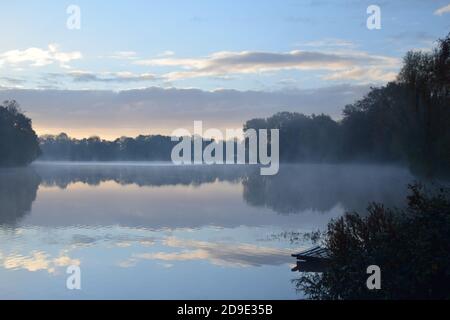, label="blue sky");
[0,0,449,138]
